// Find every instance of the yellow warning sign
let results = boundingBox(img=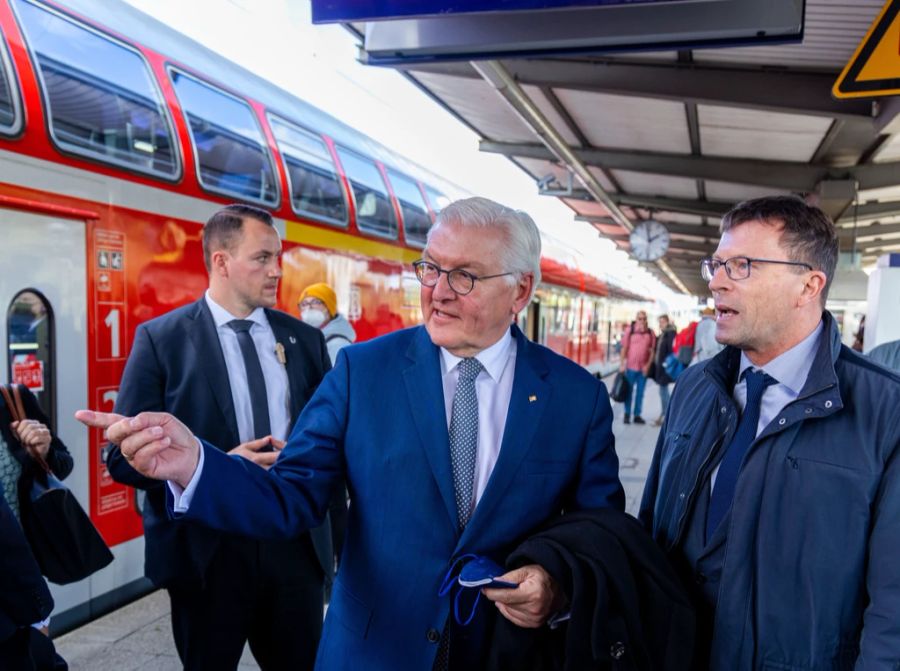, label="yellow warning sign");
[834,0,900,99]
